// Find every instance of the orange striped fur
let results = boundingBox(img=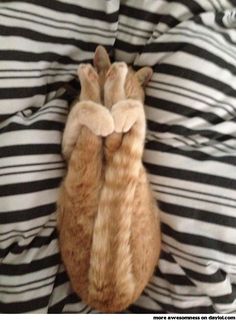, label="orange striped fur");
[57,46,161,312]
